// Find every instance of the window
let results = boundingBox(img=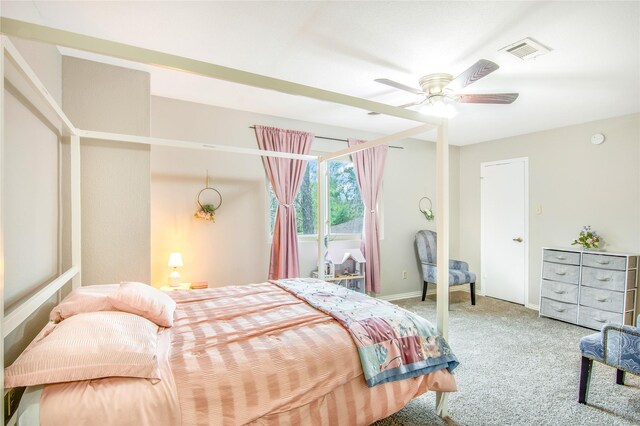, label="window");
[327,161,364,235]
[268,159,365,238]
